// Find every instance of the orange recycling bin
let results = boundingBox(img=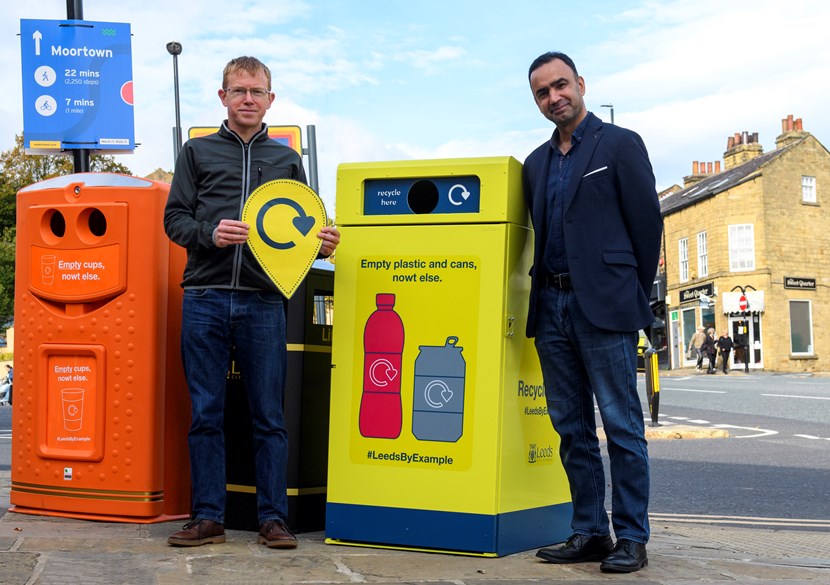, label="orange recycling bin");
[10,173,190,522]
